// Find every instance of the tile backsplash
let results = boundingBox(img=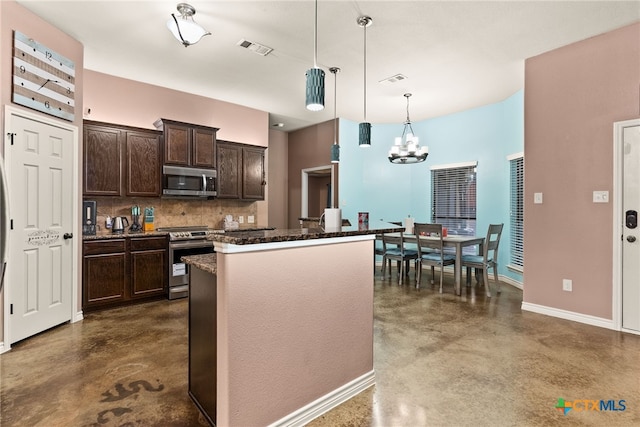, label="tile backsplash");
[90,197,258,231]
